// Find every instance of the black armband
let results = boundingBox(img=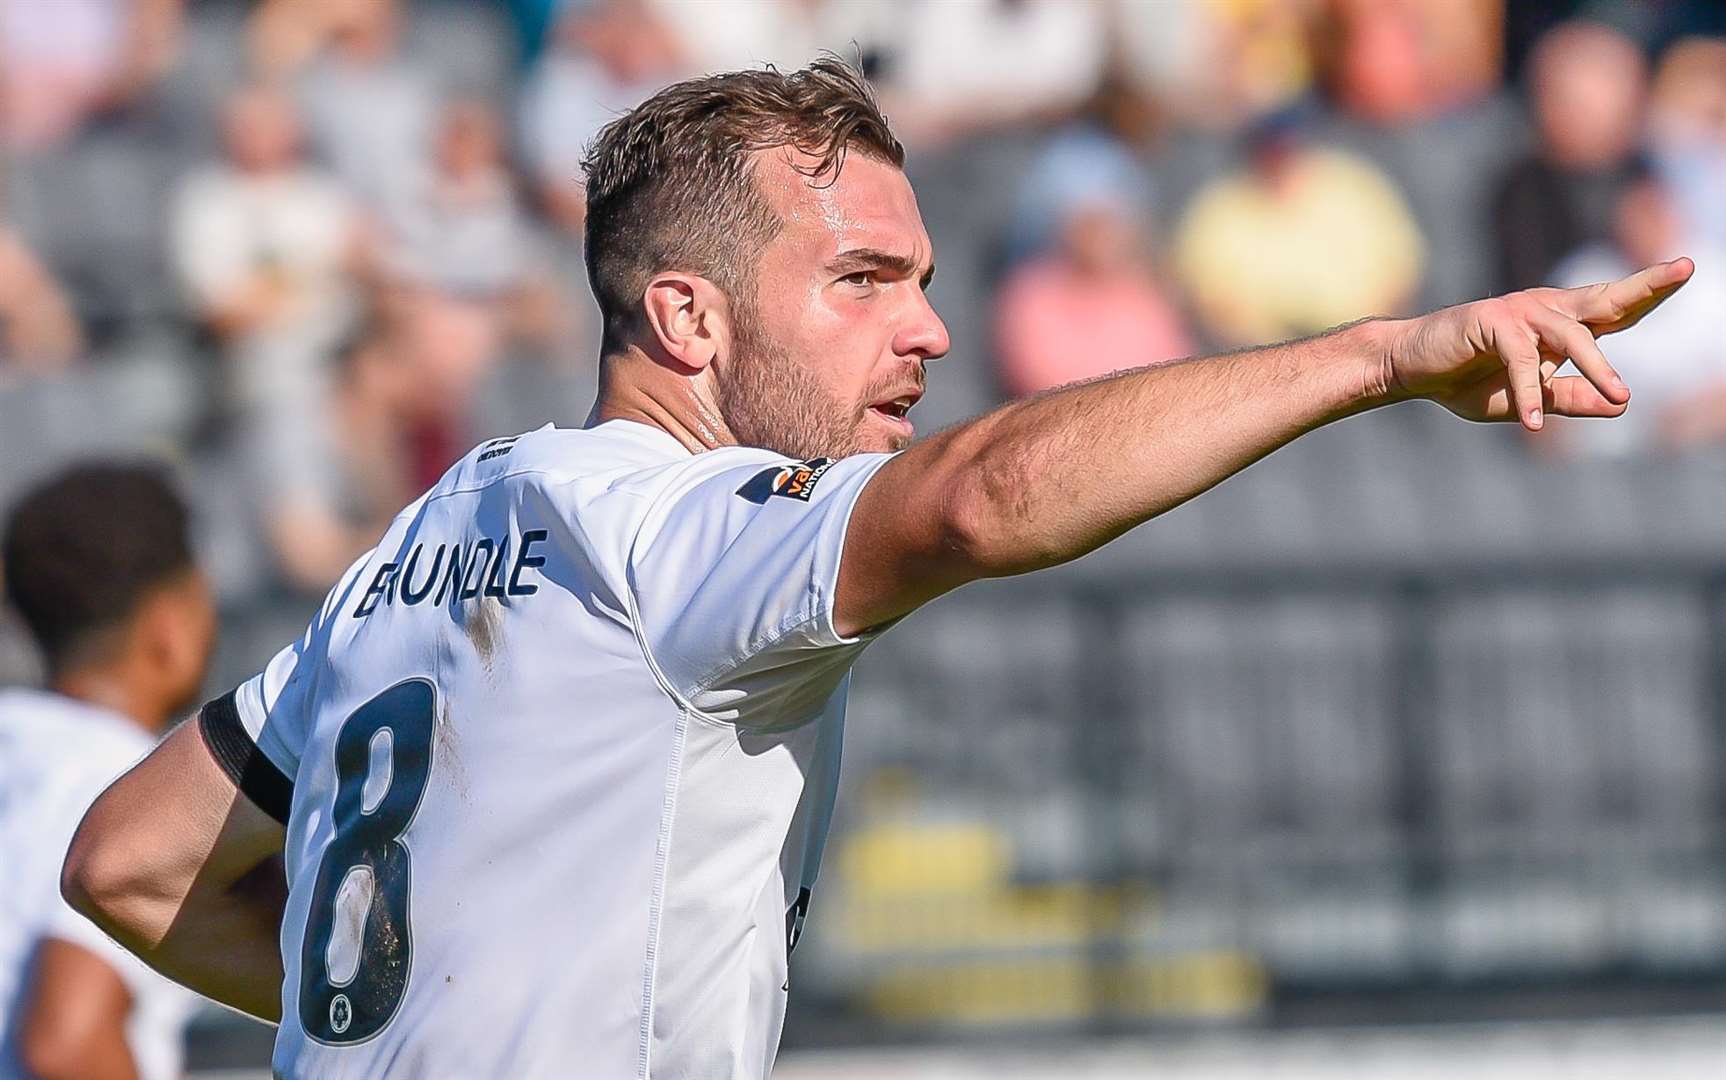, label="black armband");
[197,690,294,826]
